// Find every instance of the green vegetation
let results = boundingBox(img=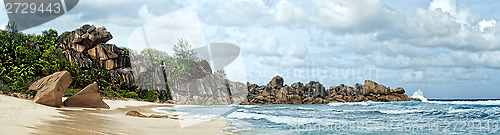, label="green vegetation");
[164,39,199,80]
[216,69,227,78]
[137,39,201,101]
[142,90,158,102]
[64,88,81,97]
[140,48,169,65]
[0,23,76,94]
[0,24,167,102]
[123,91,139,99]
